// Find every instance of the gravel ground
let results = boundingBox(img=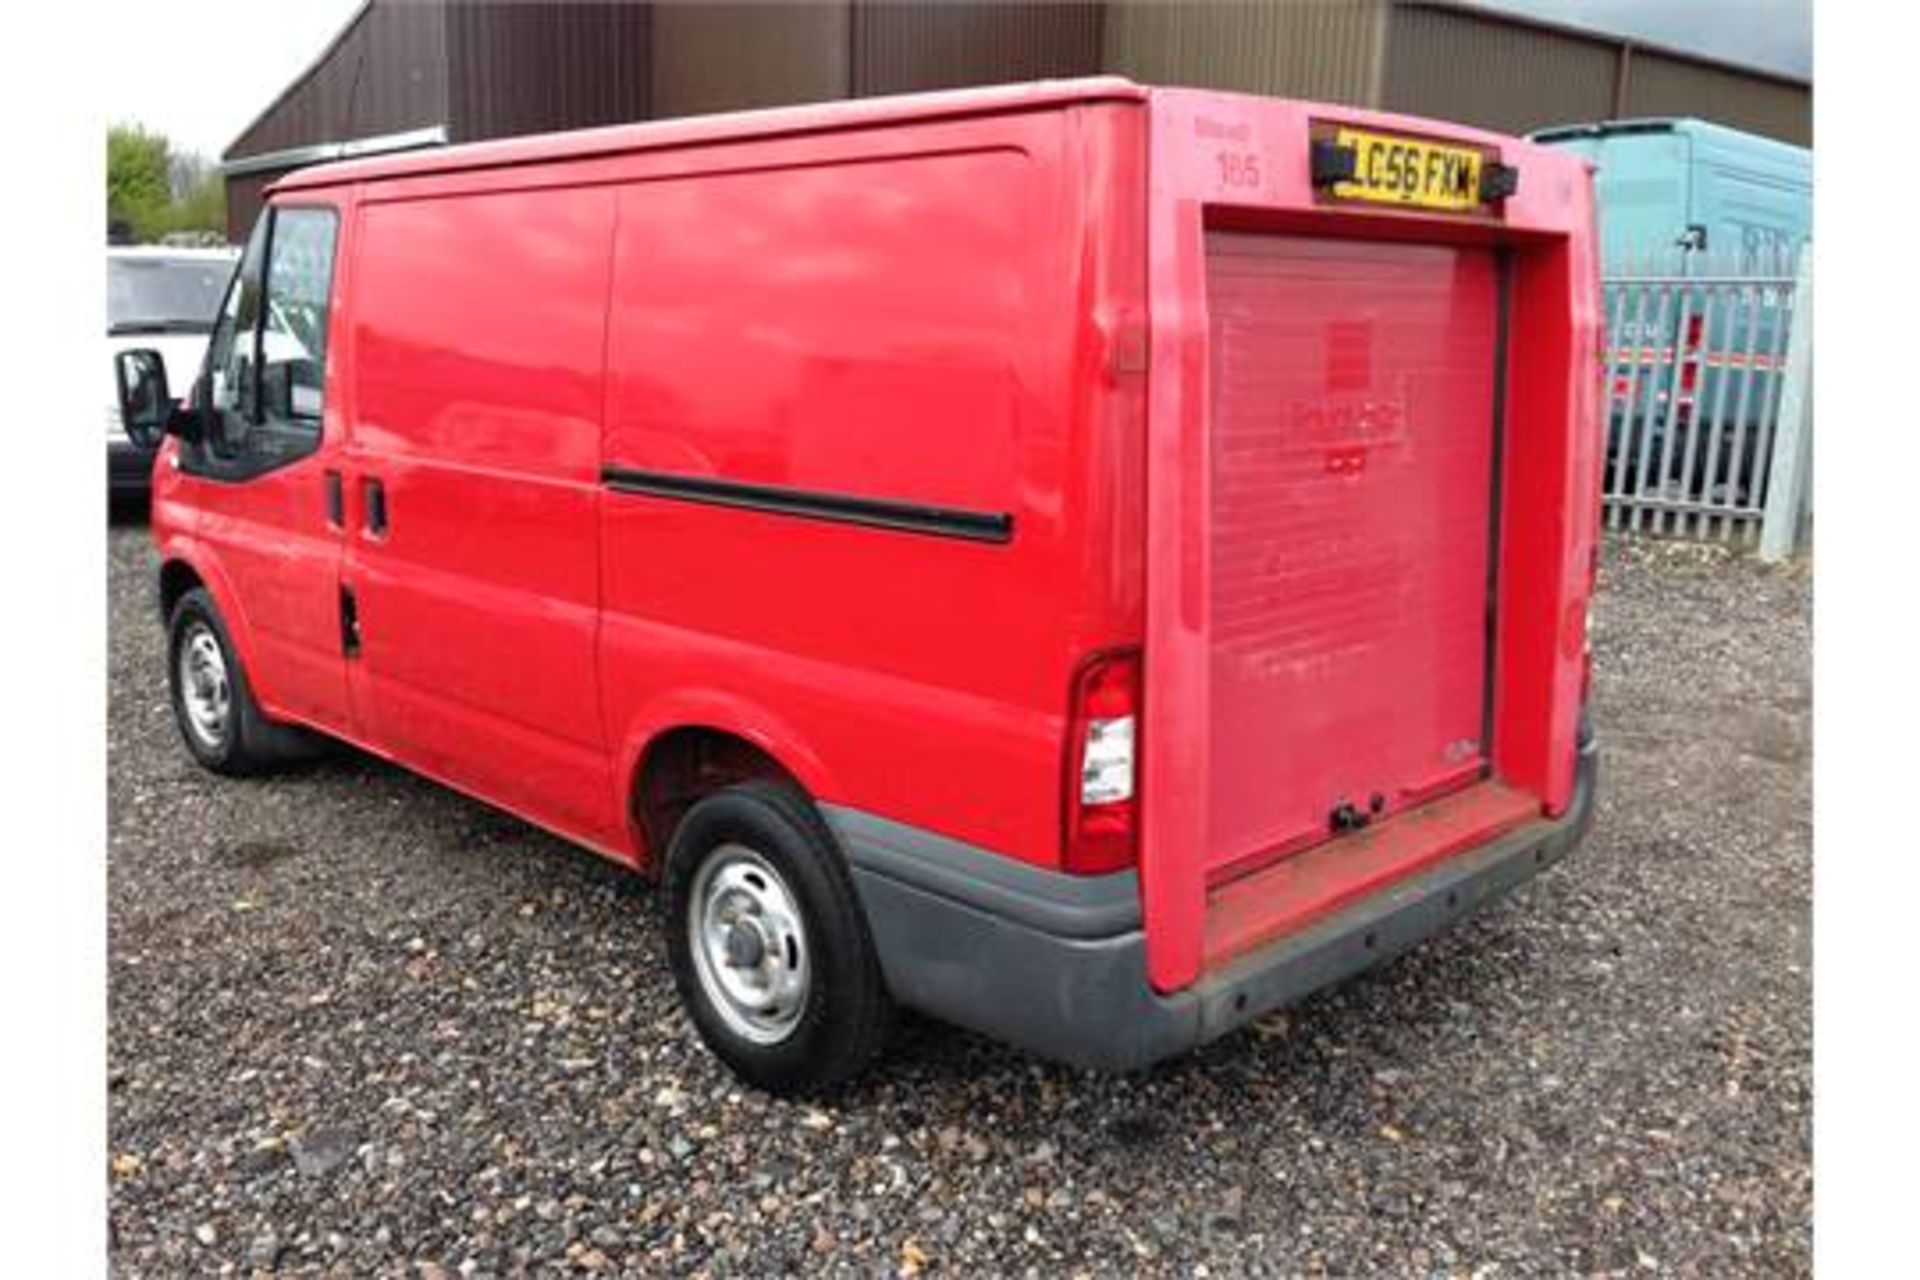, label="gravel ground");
[107,520,1811,1277]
